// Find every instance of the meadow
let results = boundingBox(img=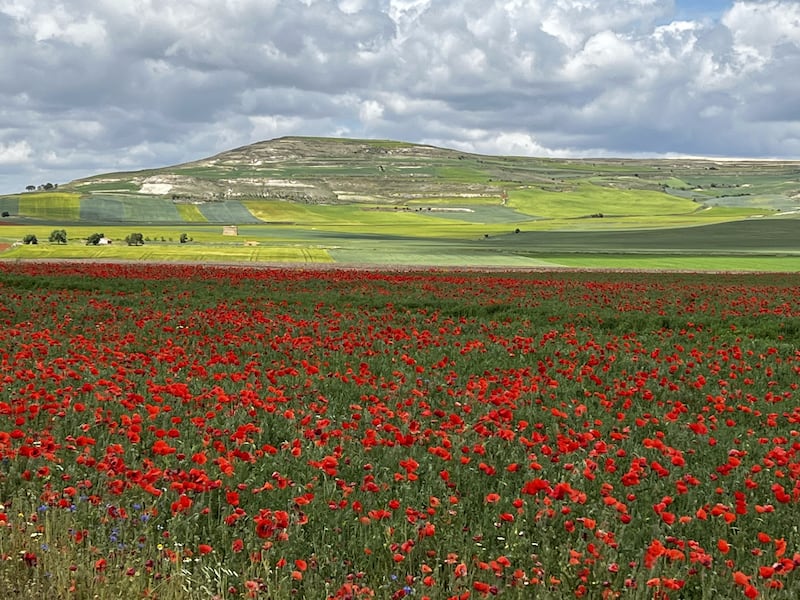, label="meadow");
[2,216,800,271]
[0,262,799,599]
[2,137,799,271]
